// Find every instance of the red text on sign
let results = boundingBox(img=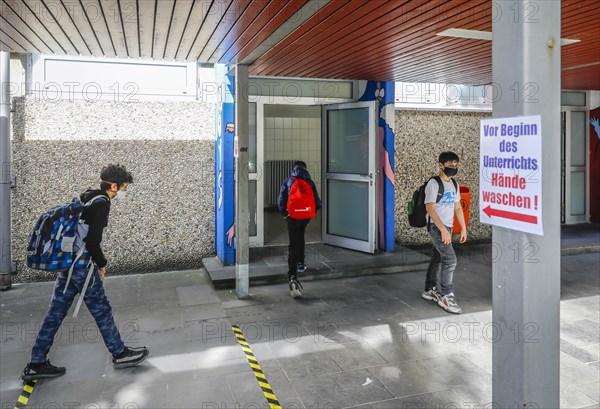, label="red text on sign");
[491,173,527,189]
